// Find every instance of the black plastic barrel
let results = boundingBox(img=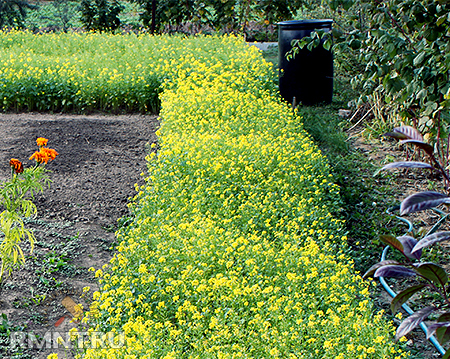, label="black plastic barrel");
[278,19,333,106]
